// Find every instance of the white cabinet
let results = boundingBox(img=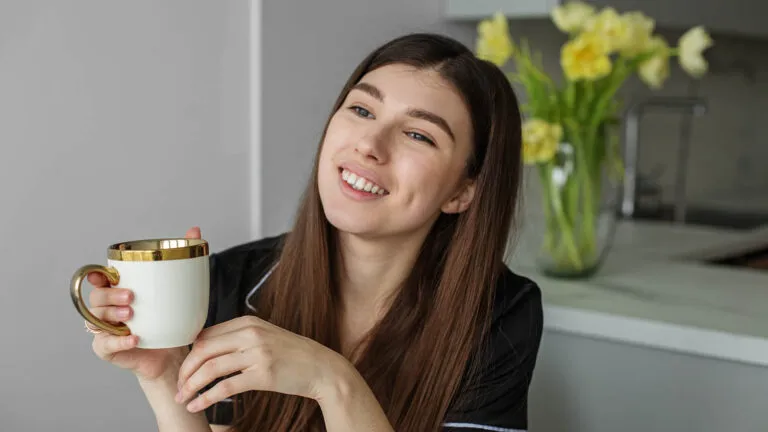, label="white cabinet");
[445,0,768,39]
